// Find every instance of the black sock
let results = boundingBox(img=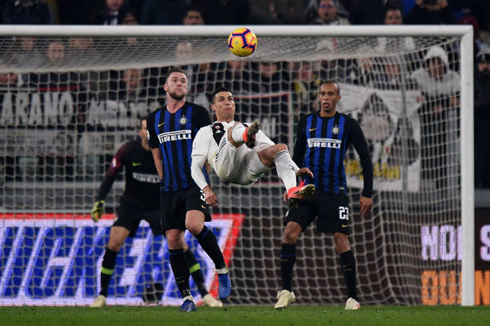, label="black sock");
[195,226,226,270]
[340,250,357,300]
[169,249,191,298]
[280,243,296,292]
[100,248,118,297]
[184,249,208,297]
